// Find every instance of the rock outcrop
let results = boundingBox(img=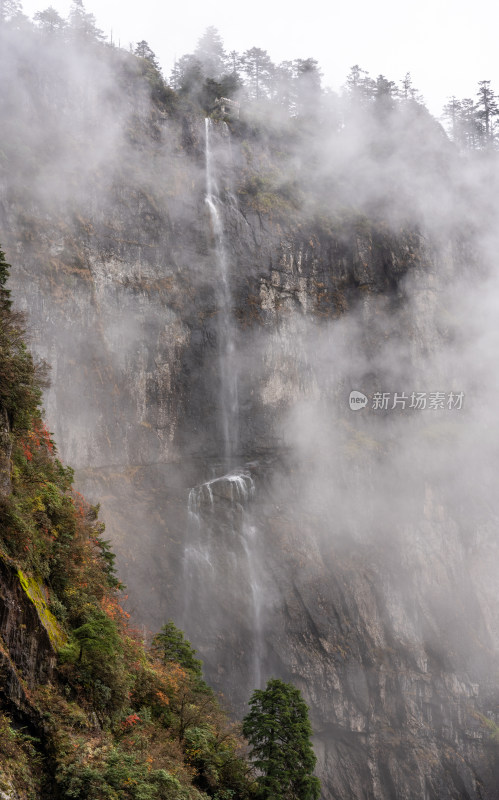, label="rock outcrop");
[0,553,62,718]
